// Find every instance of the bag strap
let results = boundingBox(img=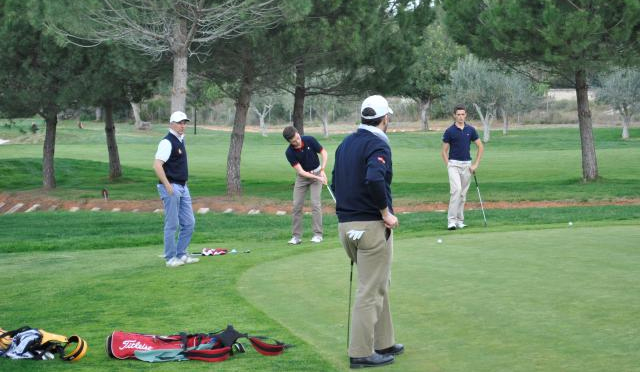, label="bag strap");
[248,336,291,356]
[184,346,232,362]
